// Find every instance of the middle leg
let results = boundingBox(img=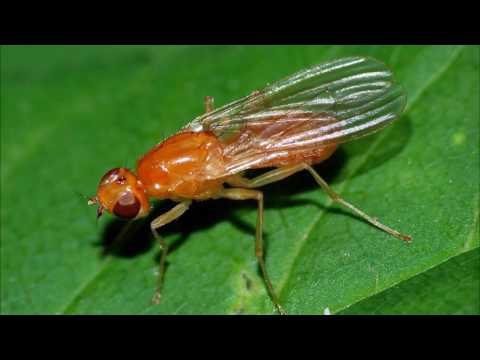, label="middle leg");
[219,188,286,315]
